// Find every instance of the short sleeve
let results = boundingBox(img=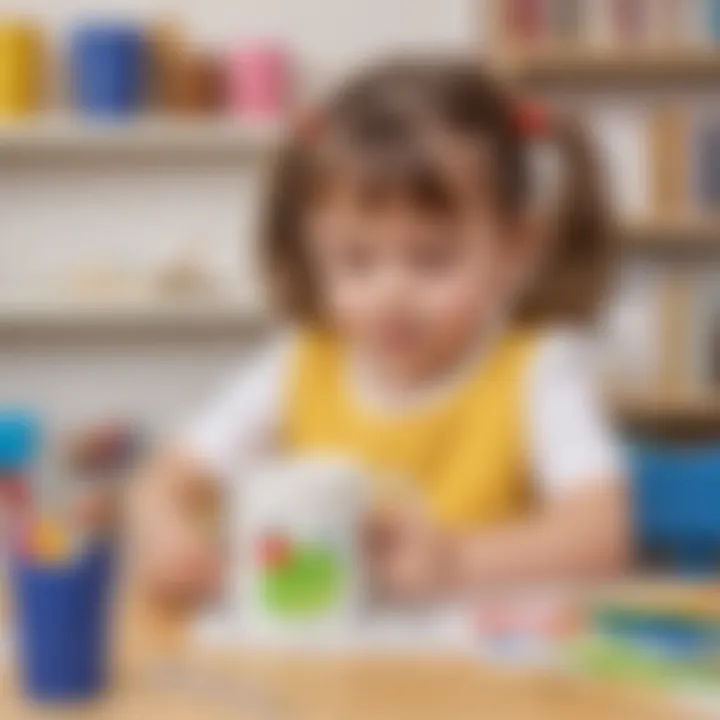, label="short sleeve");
[184,332,295,481]
[526,329,626,500]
